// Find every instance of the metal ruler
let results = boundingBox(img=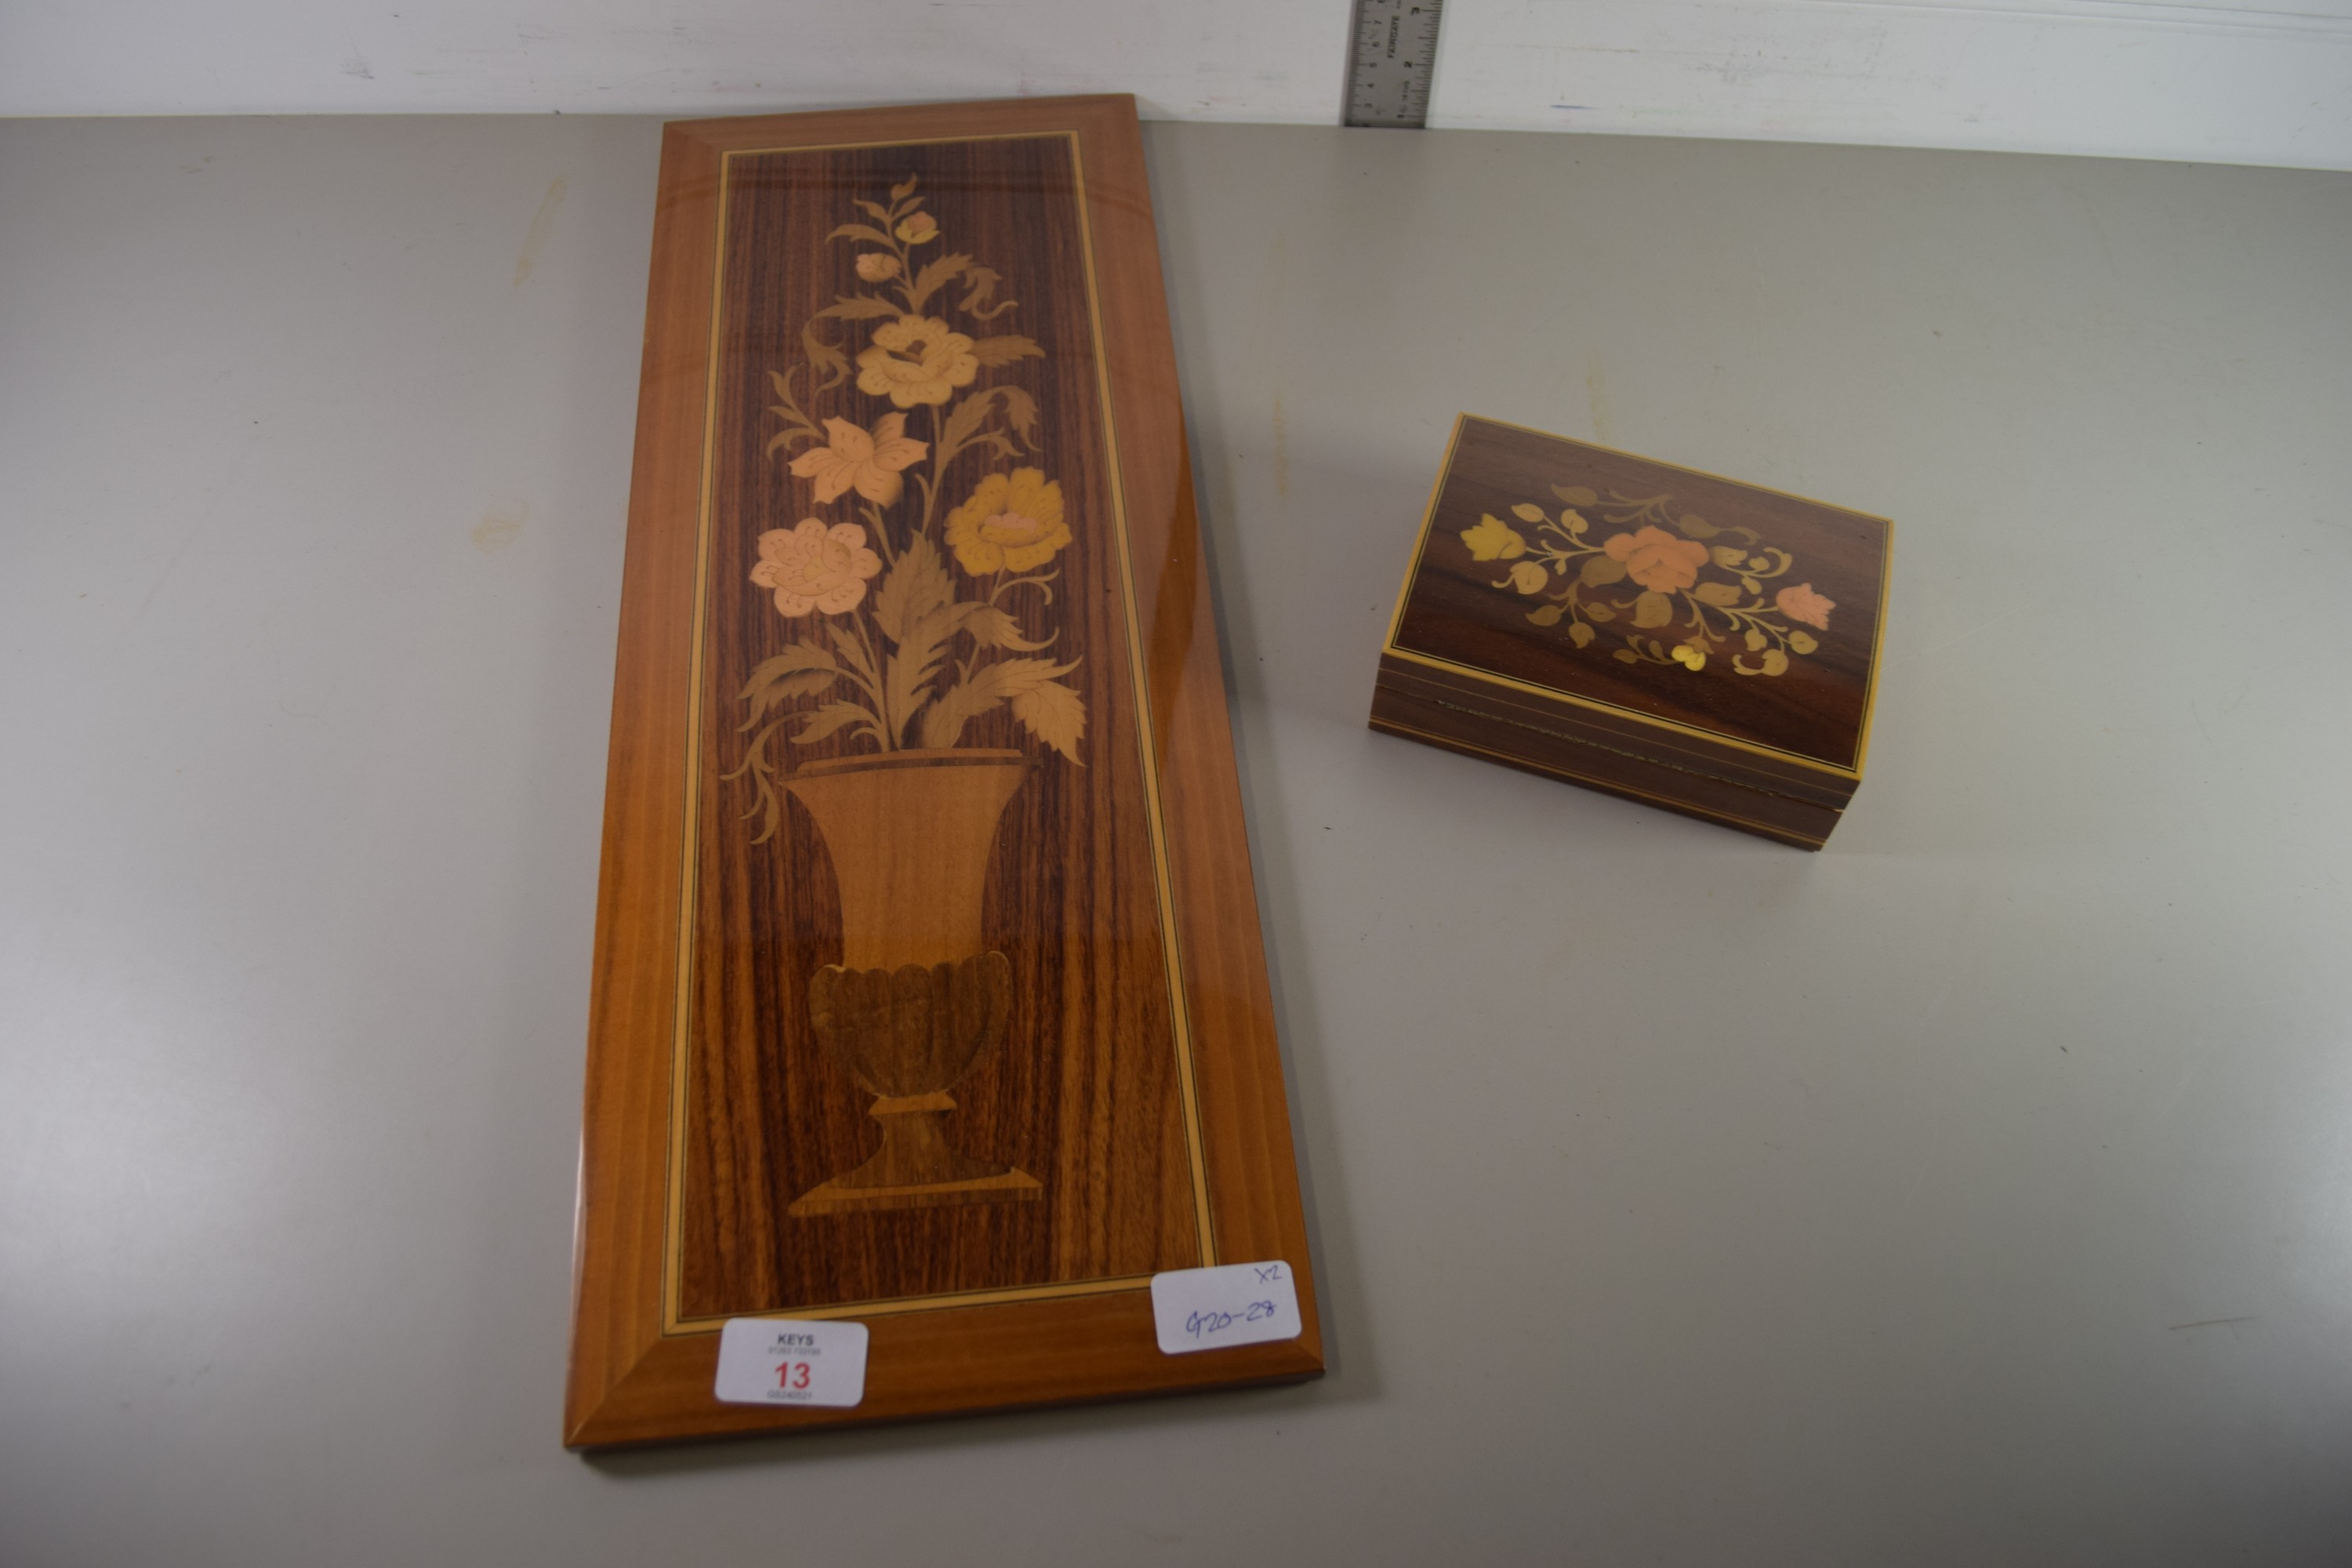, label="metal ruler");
[1345,0,1446,129]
